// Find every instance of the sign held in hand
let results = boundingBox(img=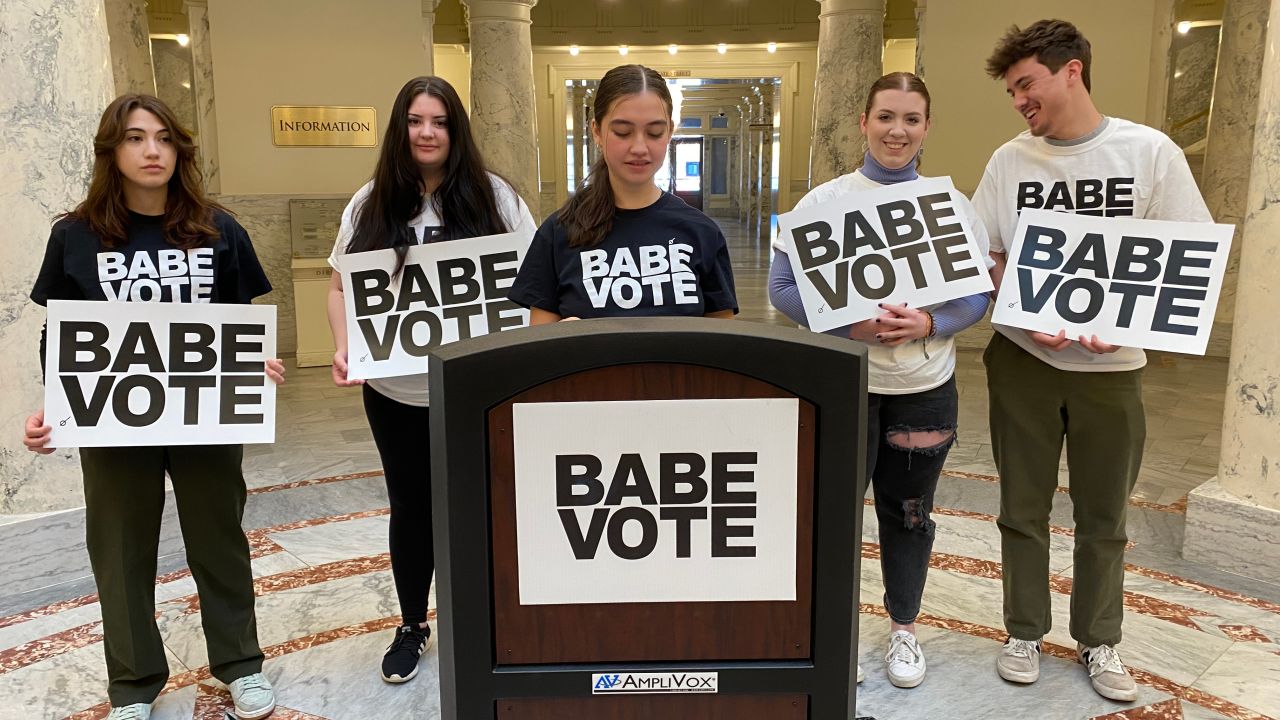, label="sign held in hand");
[991,209,1233,355]
[45,300,277,448]
[778,177,993,332]
[339,231,531,380]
